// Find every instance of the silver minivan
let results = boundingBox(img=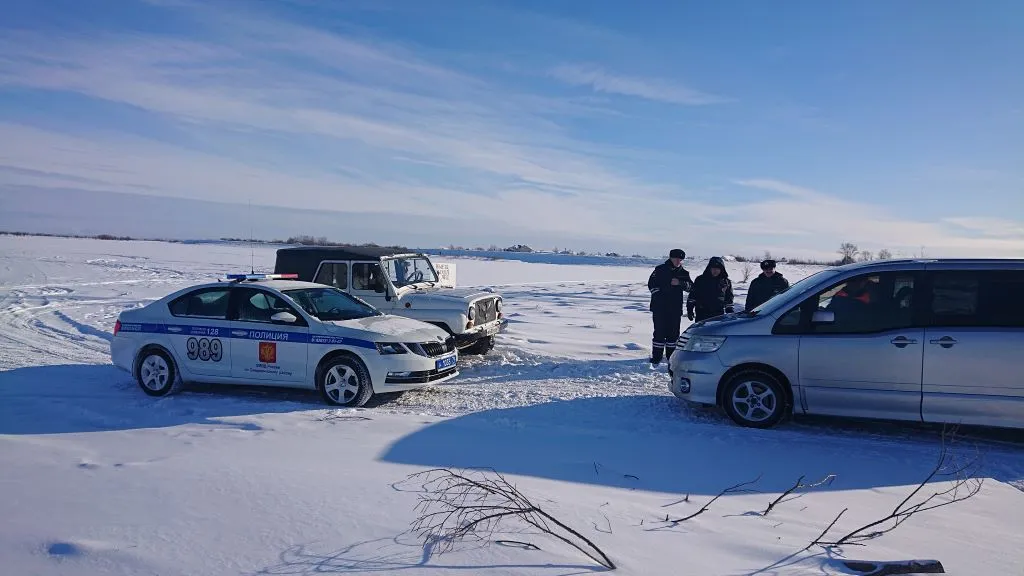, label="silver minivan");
[667,258,1024,429]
